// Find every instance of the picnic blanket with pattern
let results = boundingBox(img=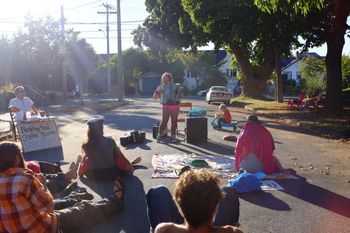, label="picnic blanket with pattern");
[152,153,235,179]
[152,153,298,185]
